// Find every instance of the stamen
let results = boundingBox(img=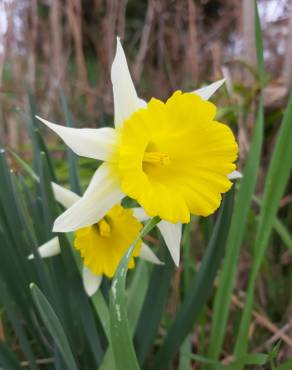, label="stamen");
[143,151,171,165]
[98,219,111,237]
